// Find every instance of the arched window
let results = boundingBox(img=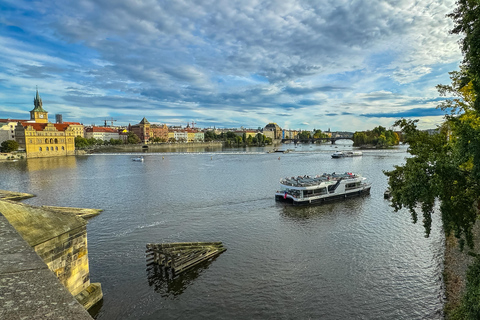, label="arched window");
[45,138,48,143]
[50,138,53,144]
[62,146,65,150]
[55,146,58,151]
[54,138,58,144]
[46,147,49,151]
[39,147,42,151]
